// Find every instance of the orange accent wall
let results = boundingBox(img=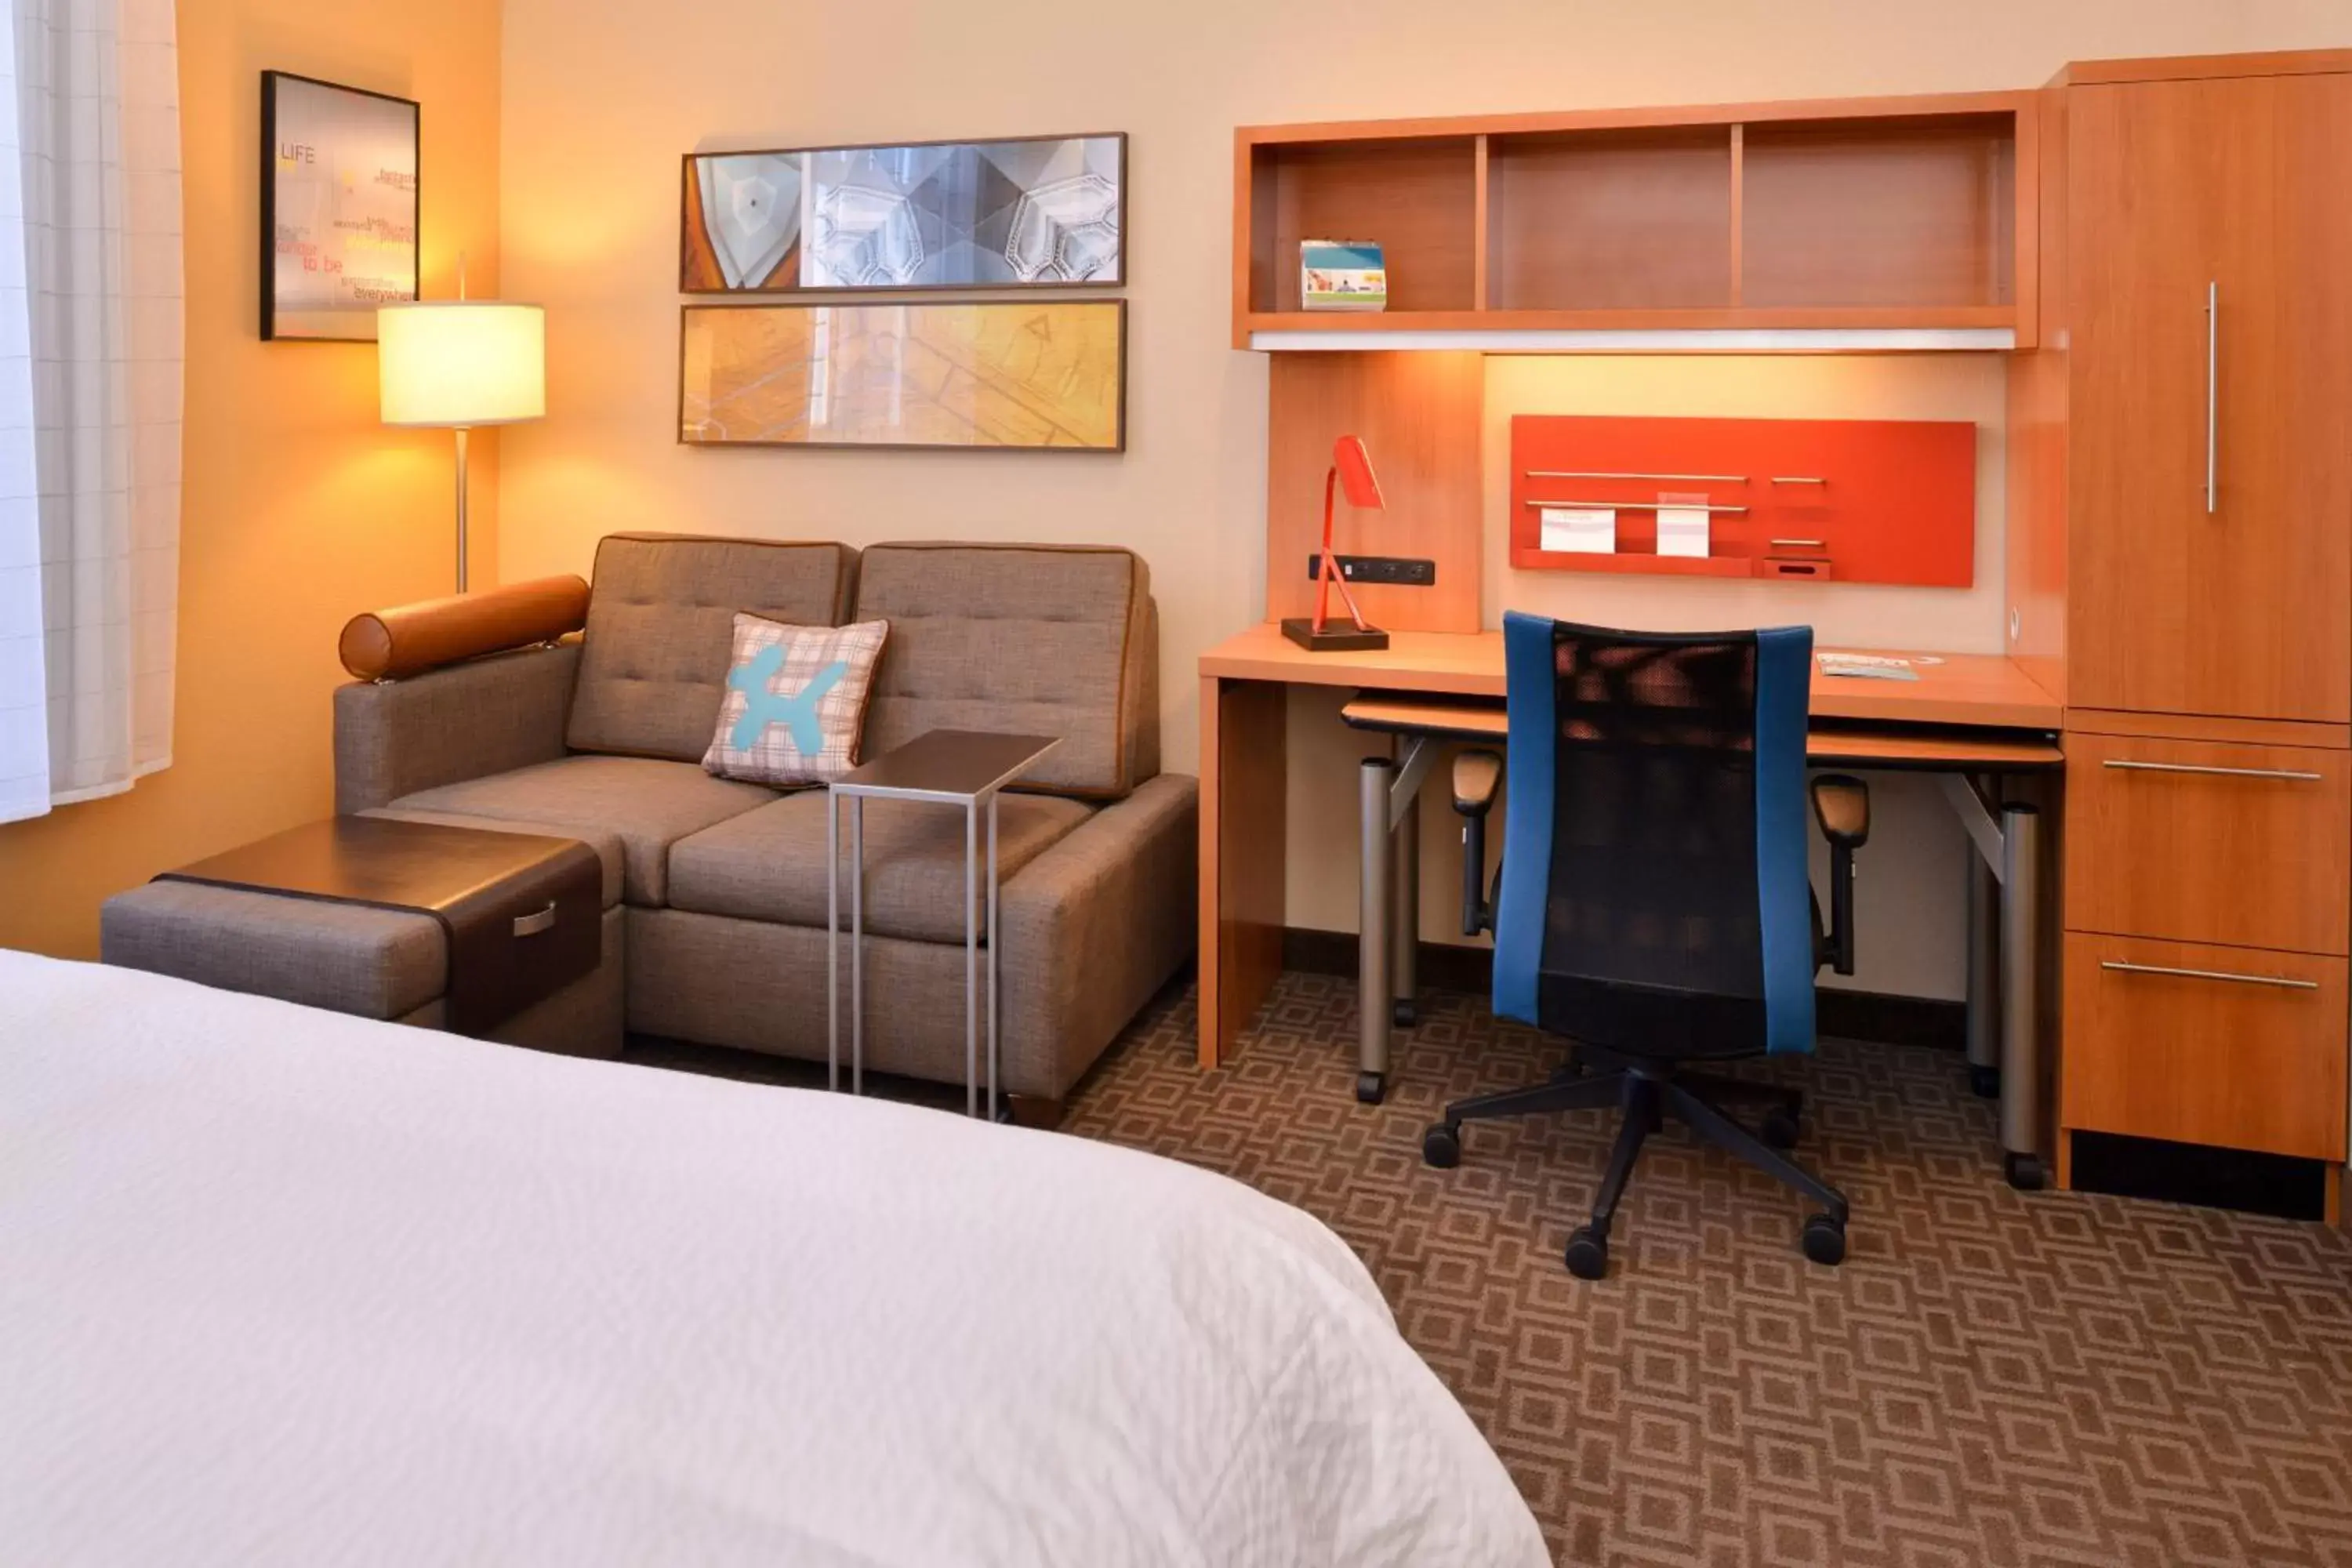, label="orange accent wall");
[0,0,502,958]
